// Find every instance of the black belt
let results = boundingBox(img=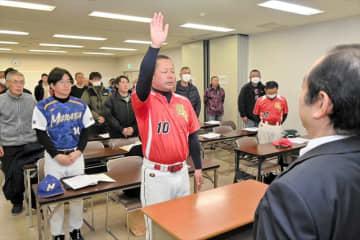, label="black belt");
[57,148,77,155]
